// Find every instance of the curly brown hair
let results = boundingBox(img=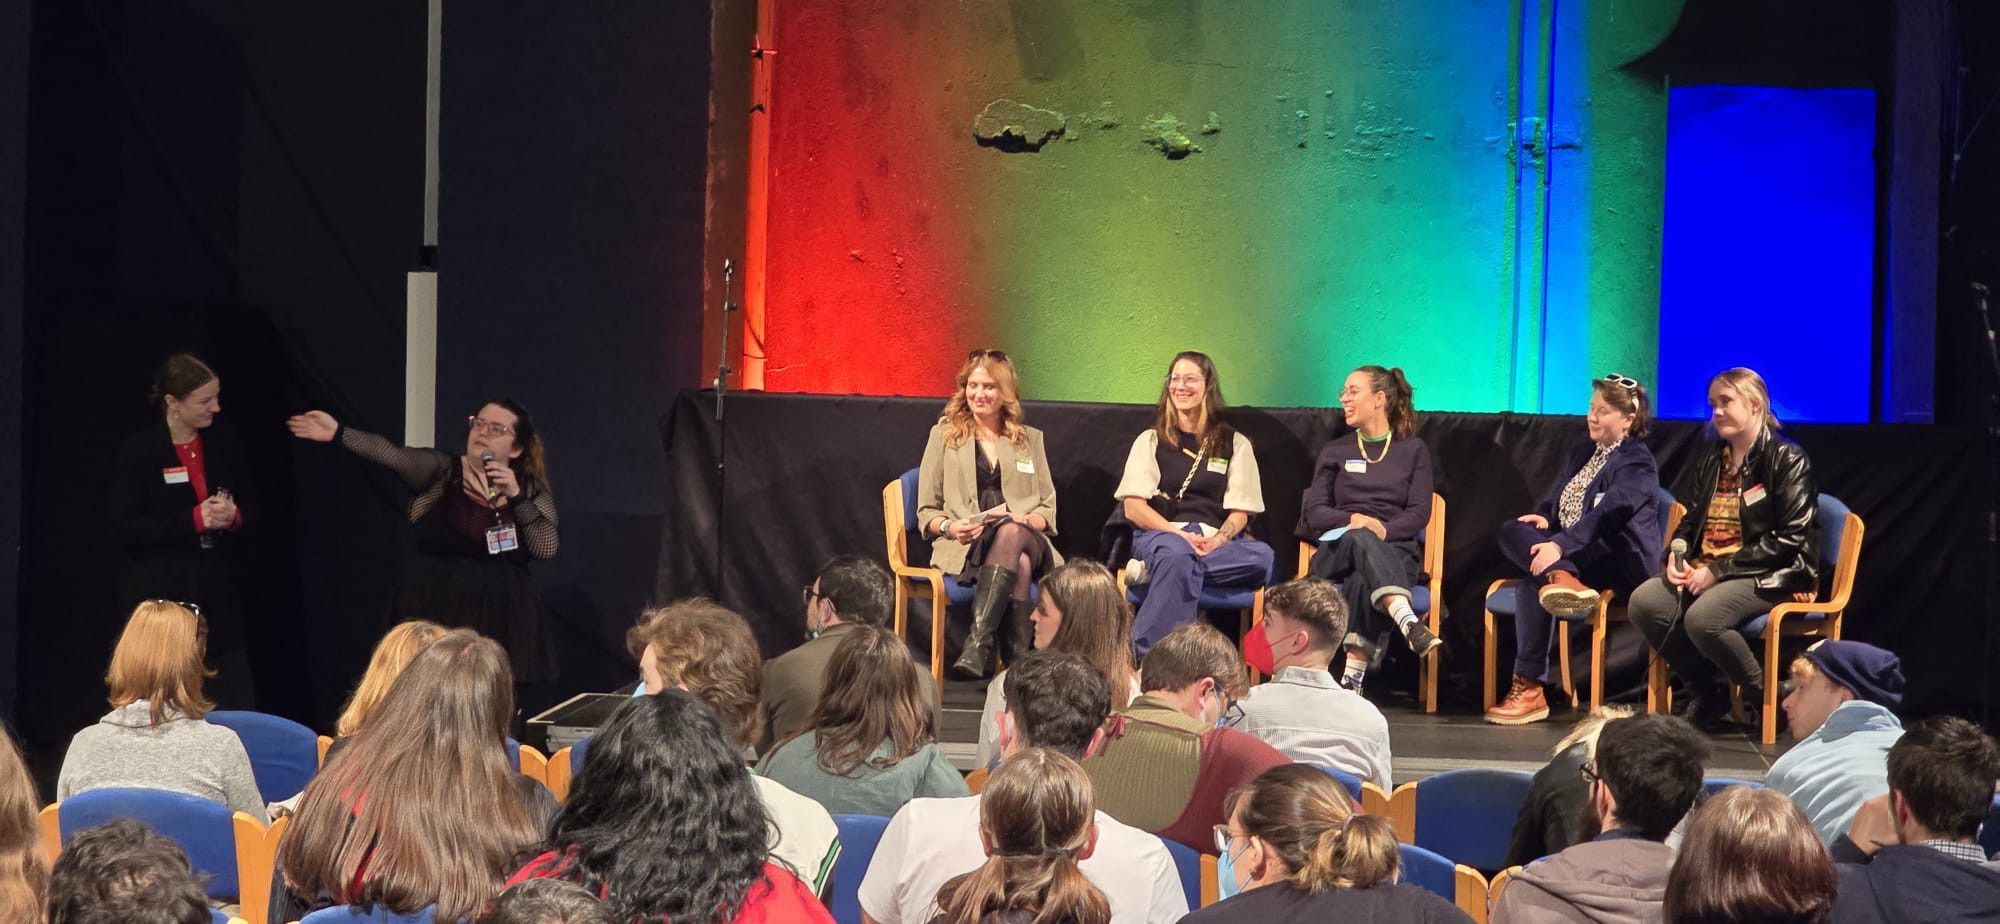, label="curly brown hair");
[632,599,765,748]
